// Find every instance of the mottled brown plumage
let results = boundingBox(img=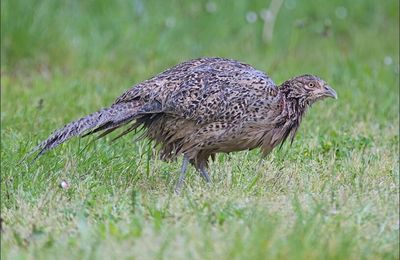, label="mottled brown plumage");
[27,57,337,191]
